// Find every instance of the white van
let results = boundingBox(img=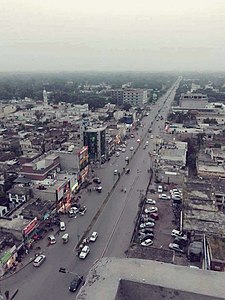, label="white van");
[60,221,66,231]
